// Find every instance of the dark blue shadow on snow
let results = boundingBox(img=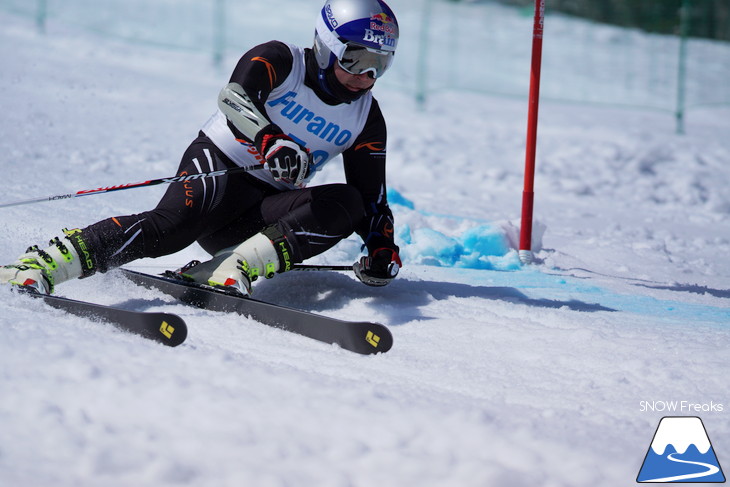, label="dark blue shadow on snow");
[254,270,615,326]
[634,283,730,299]
[548,266,730,299]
